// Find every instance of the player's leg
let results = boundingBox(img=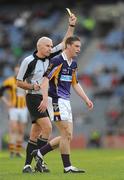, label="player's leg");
[15,108,28,157]
[33,136,61,157]
[15,122,24,157]
[8,121,18,157]
[33,117,52,172]
[37,117,52,139]
[55,121,73,169]
[31,135,61,173]
[8,108,18,158]
[55,98,85,173]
